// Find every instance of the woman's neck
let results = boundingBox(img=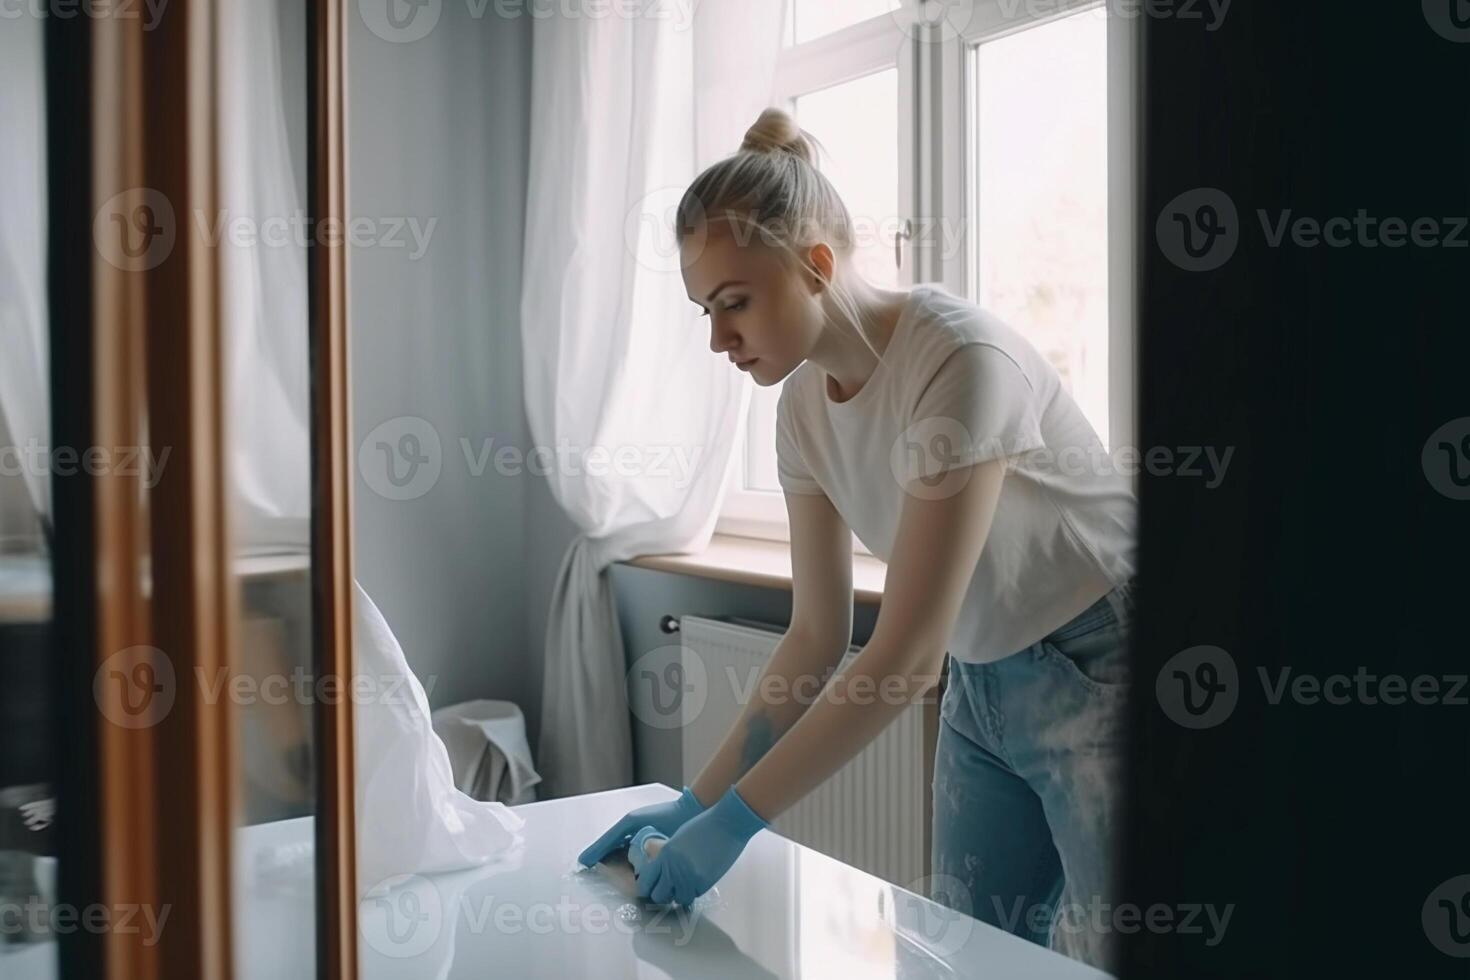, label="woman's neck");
[808,276,910,403]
